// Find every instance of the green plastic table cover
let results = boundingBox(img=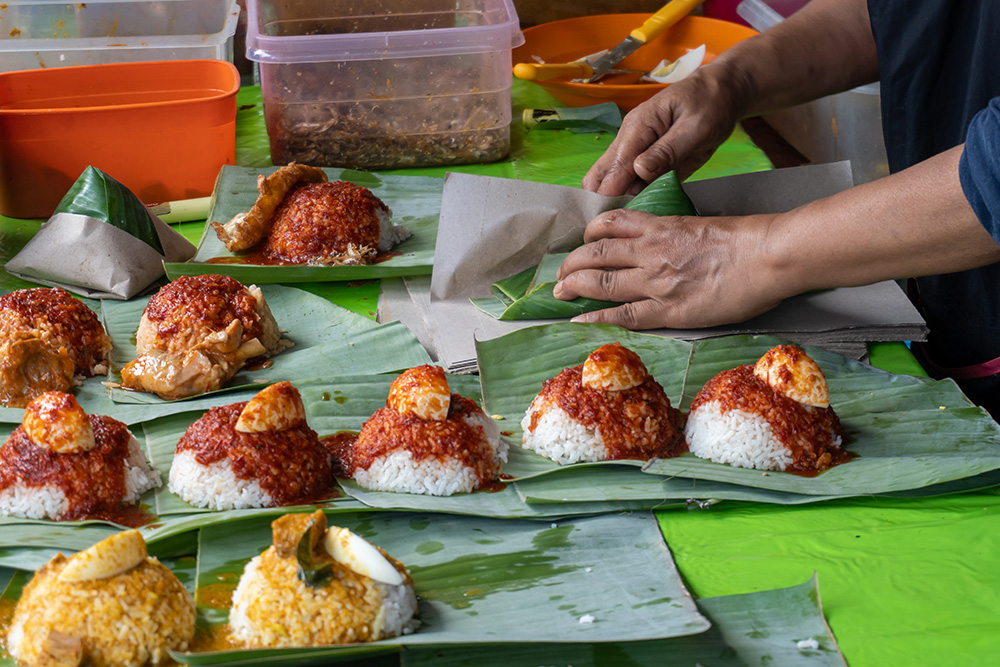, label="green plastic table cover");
[1,79,997,667]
